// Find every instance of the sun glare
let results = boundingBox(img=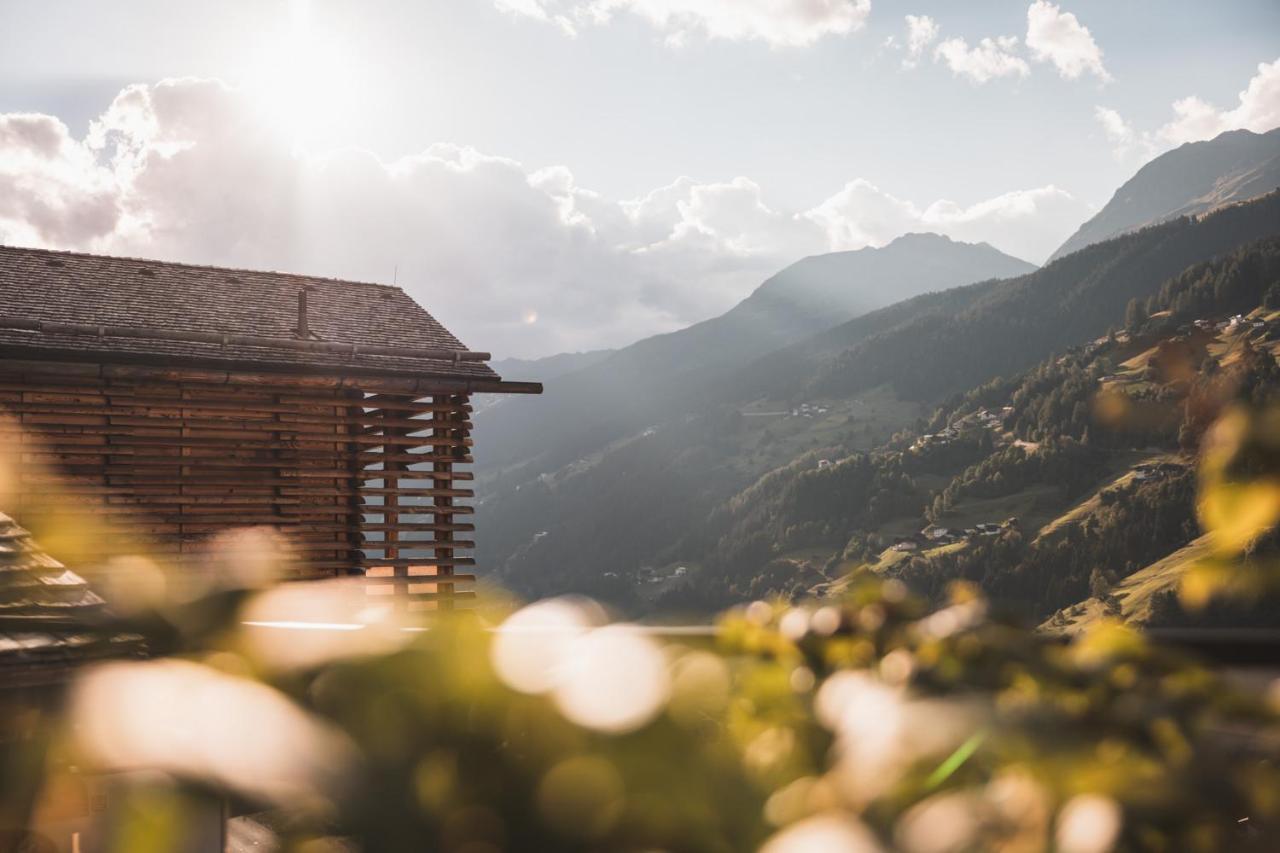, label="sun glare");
[245,0,363,148]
